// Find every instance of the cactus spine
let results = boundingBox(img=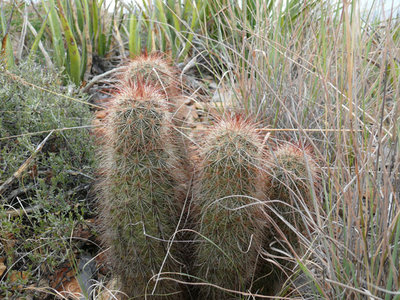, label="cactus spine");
[96,82,186,299]
[192,115,266,299]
